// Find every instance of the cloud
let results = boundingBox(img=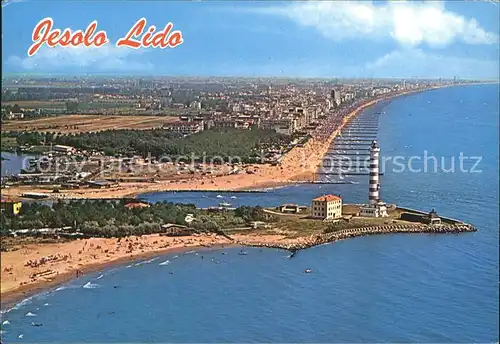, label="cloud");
[251,1,498,47]
[363,48,499,79]
[7,44,154,72]
[196,50,498,80]
[1,0,25,8]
